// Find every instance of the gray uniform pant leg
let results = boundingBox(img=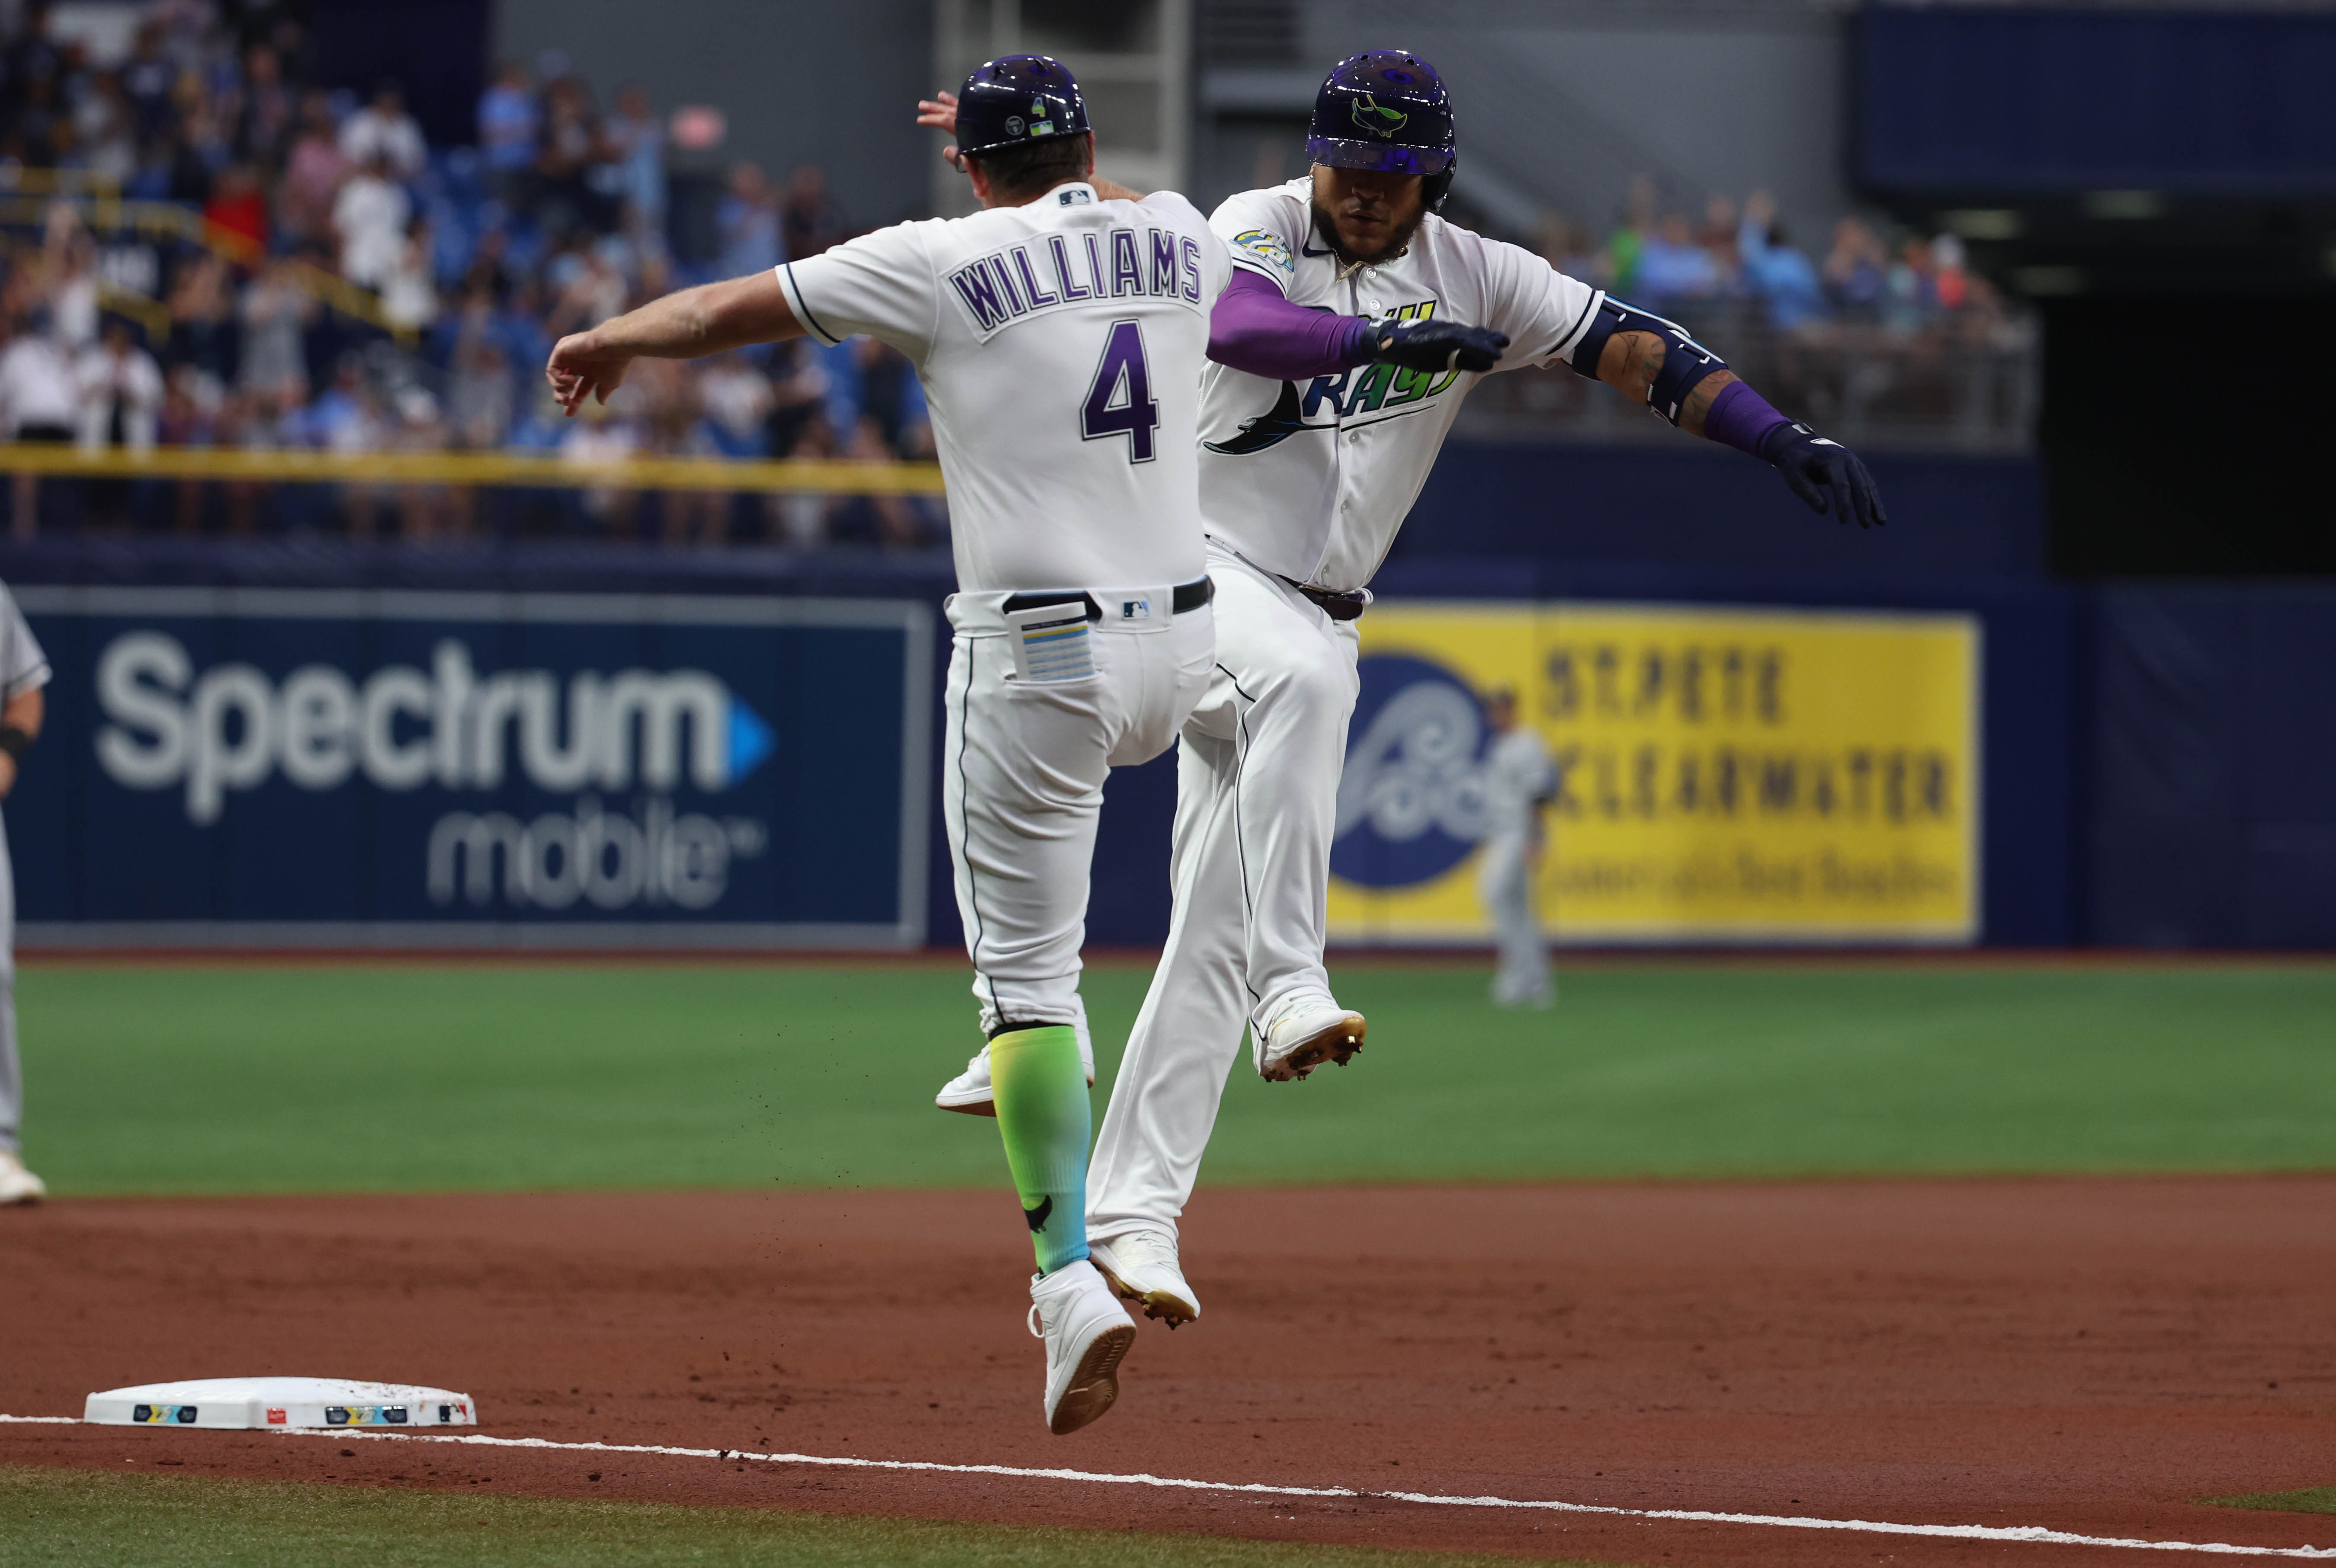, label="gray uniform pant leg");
[0,810,19,1154]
